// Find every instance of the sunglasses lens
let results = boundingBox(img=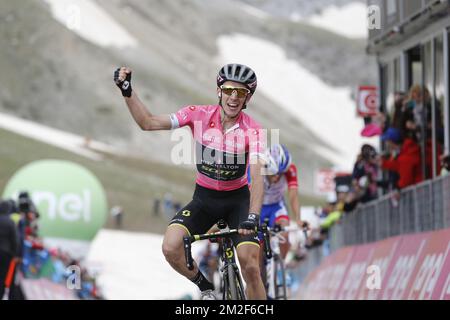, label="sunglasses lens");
[221,88,234,96]
[221,87,249,98]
